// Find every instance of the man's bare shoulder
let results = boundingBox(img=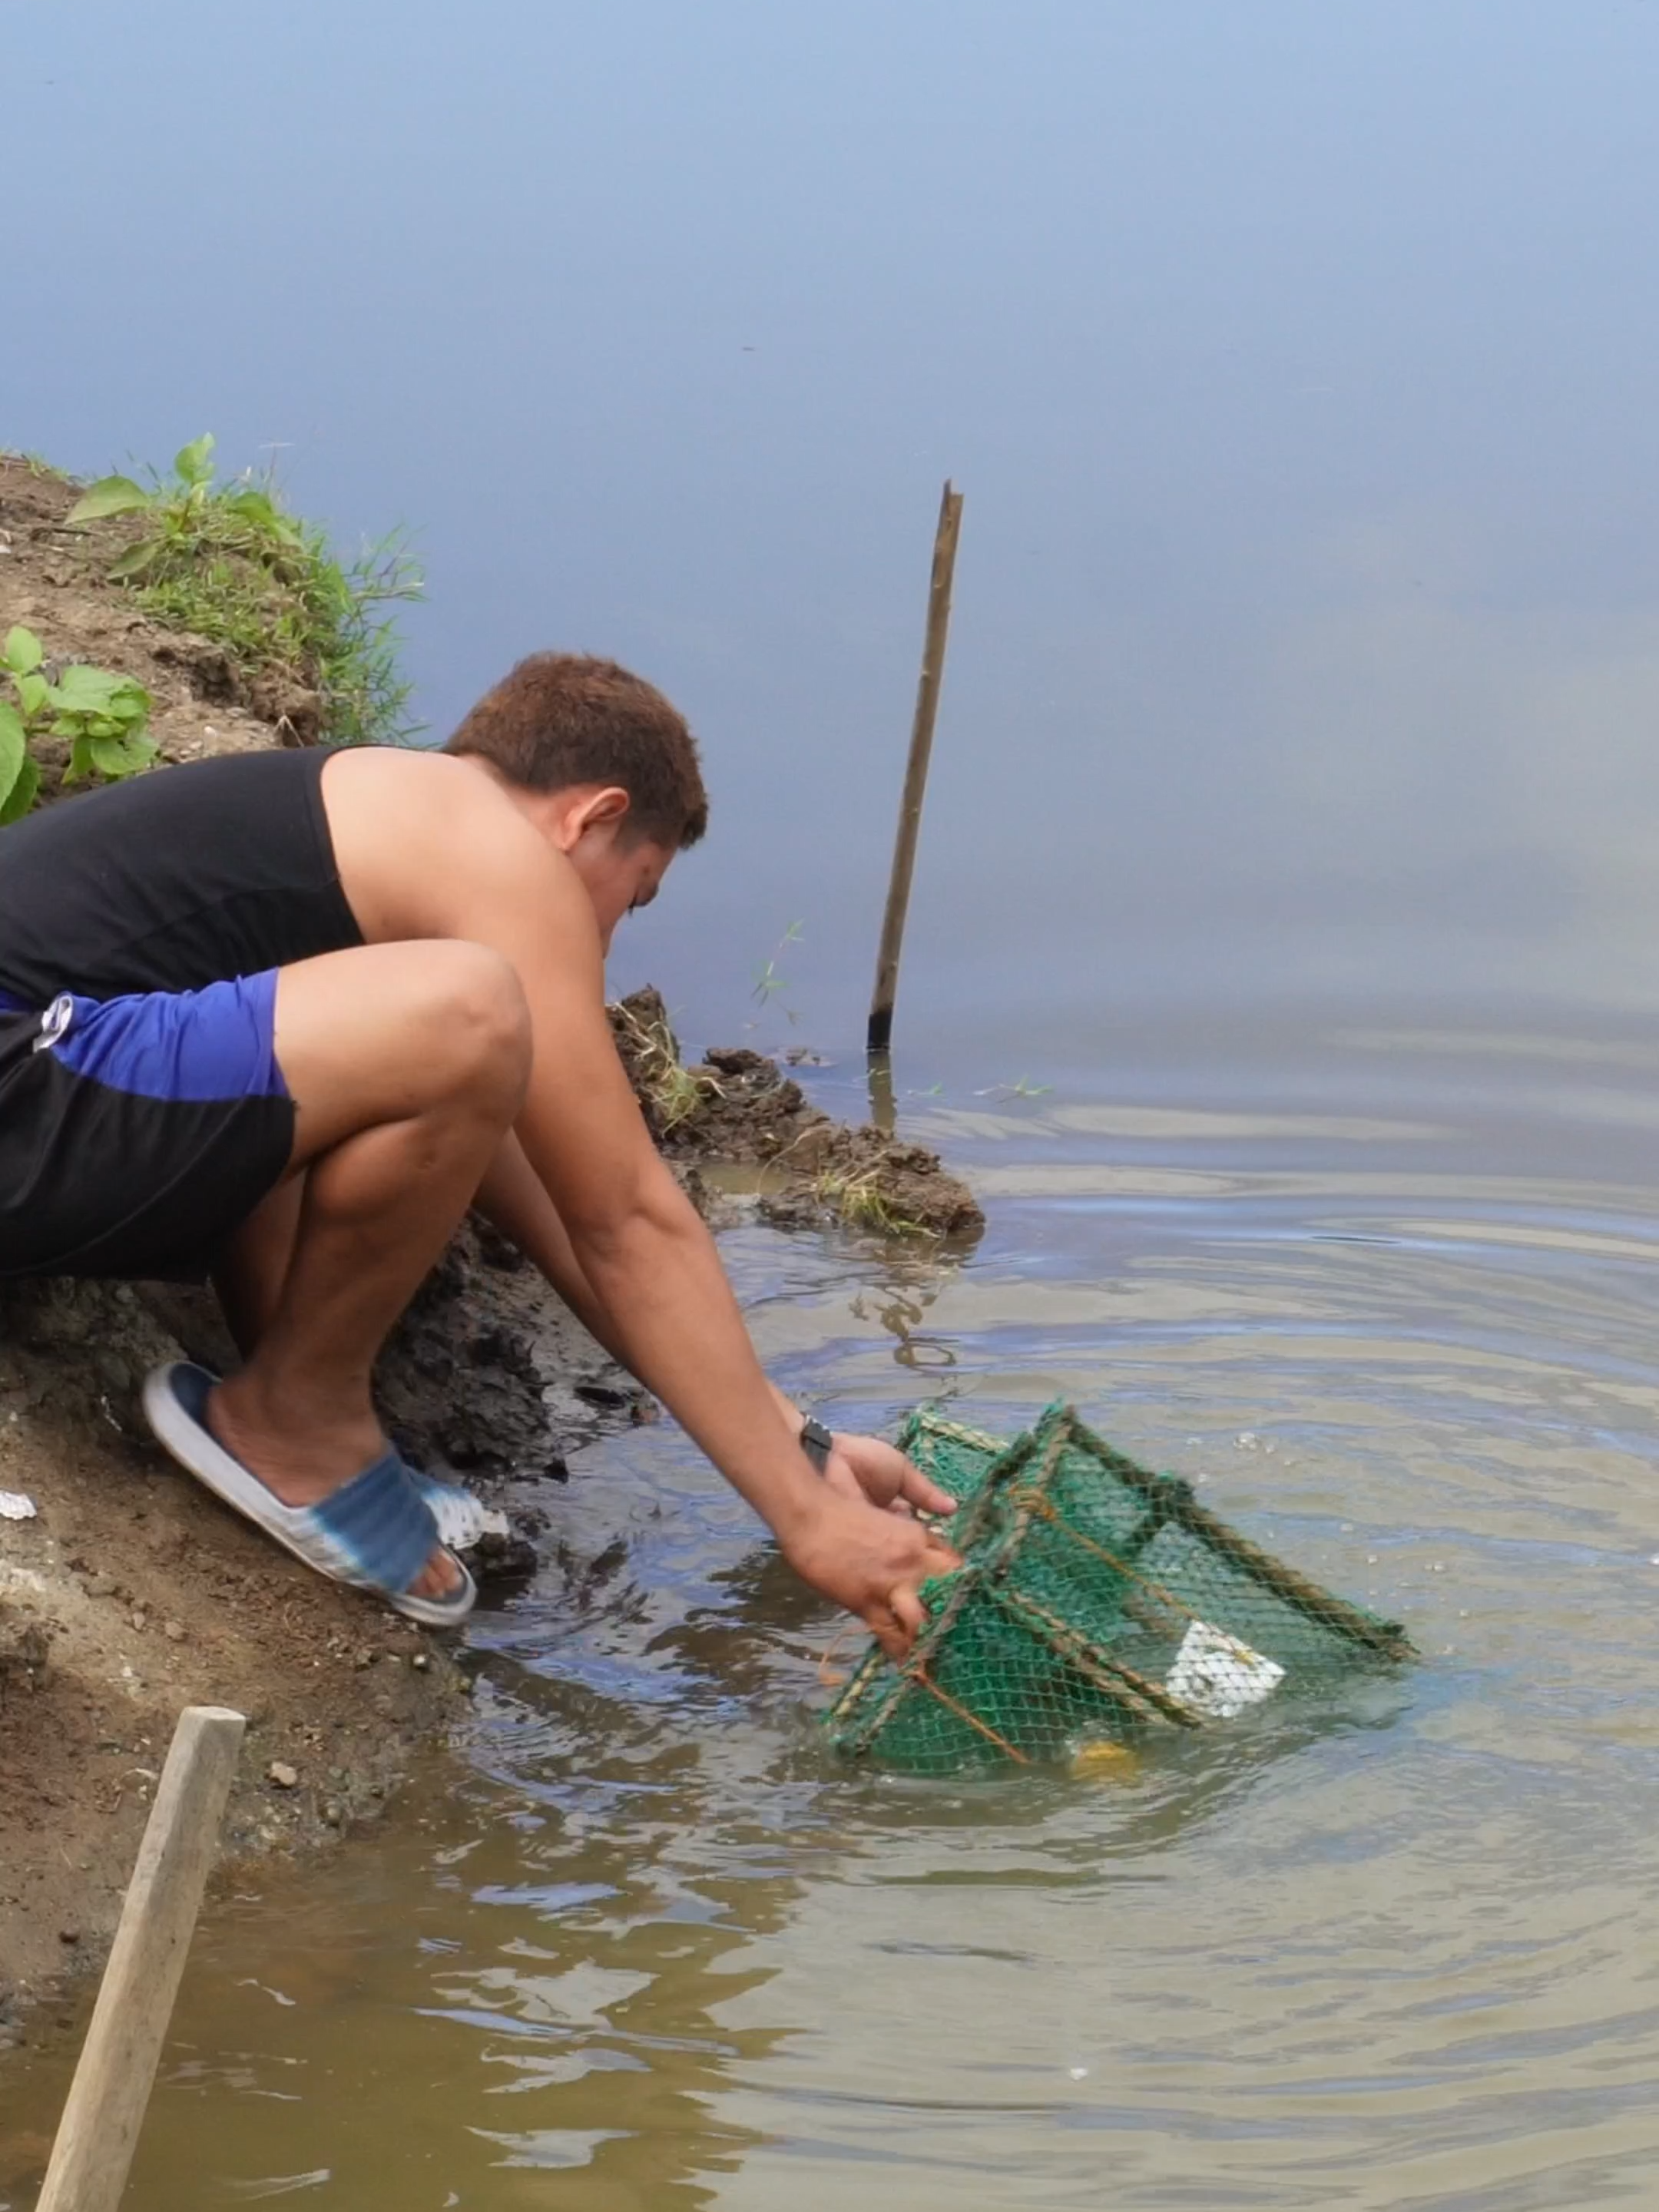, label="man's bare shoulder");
[321,743,500,816]
[320,747,578,943]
